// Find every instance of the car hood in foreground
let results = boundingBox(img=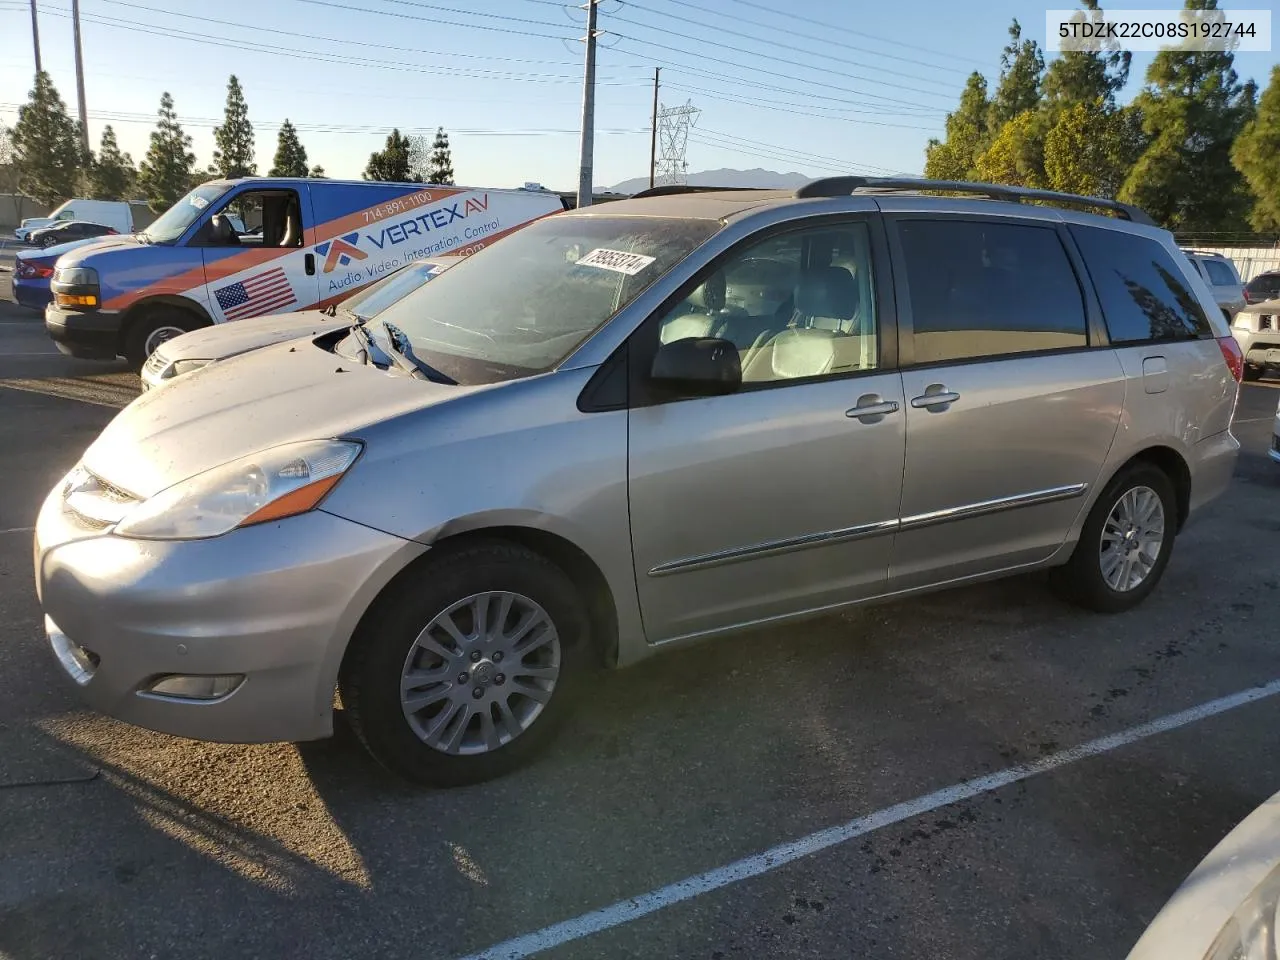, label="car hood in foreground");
[82,336,486,499]
[1237,297,1280,315]
[155,310,351,363]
